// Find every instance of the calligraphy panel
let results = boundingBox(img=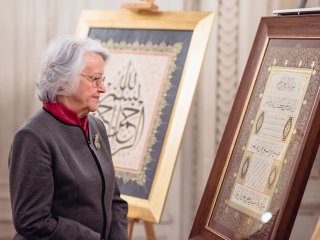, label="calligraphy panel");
[228,66,312,220]
[77,11,215,223]
[89,28,190,199]
[206,39,320,239]
[190,13,320,240]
